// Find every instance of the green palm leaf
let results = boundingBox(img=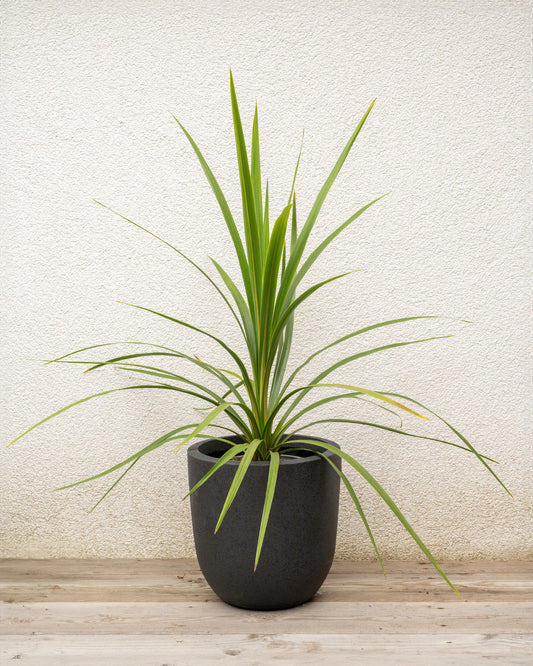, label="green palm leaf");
[93,201,246,340]
[292,447,385,575]
[89,458,140,512]
[279,335,453,422]
[289,438,459,594]
[215,438,262,532]
[292,193,389,293]
[173,403,232,452]
[8,385,188,448]
[255,451,280,570]
[229,71,263,291]
[55,424,199,490]
[274,99,376,320]
[170,113,254,309]
[251,104,264,235]
[293,418,498,461]
[281,316,447,394]
[183,441,249,500]
[383,393,511,496]
[117,302,256,404]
